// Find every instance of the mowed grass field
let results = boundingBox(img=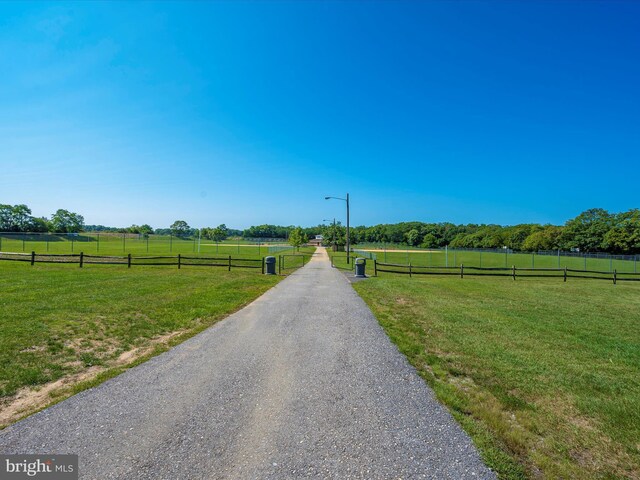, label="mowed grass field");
[0,260,282,427]
[353,275,640,479]
[0,233,292,257]
[354,247,640,274]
